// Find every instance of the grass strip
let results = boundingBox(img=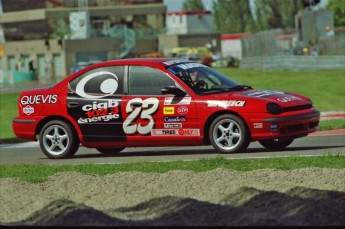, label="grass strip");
[0,154,344,183]
[319,119,345,130]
